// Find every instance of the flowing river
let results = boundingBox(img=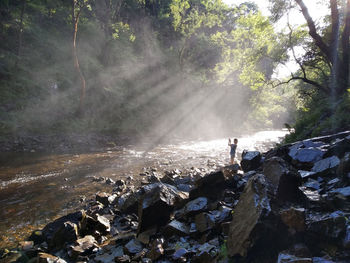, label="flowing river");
[0,130,288,249]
